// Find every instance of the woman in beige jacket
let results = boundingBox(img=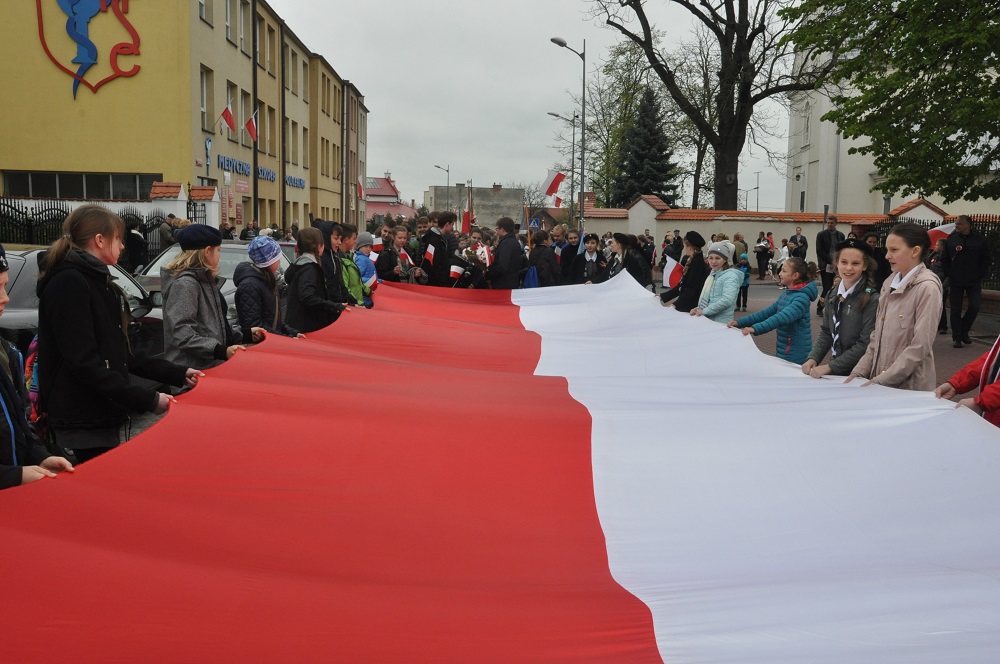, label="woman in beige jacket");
[848,224,942,391]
